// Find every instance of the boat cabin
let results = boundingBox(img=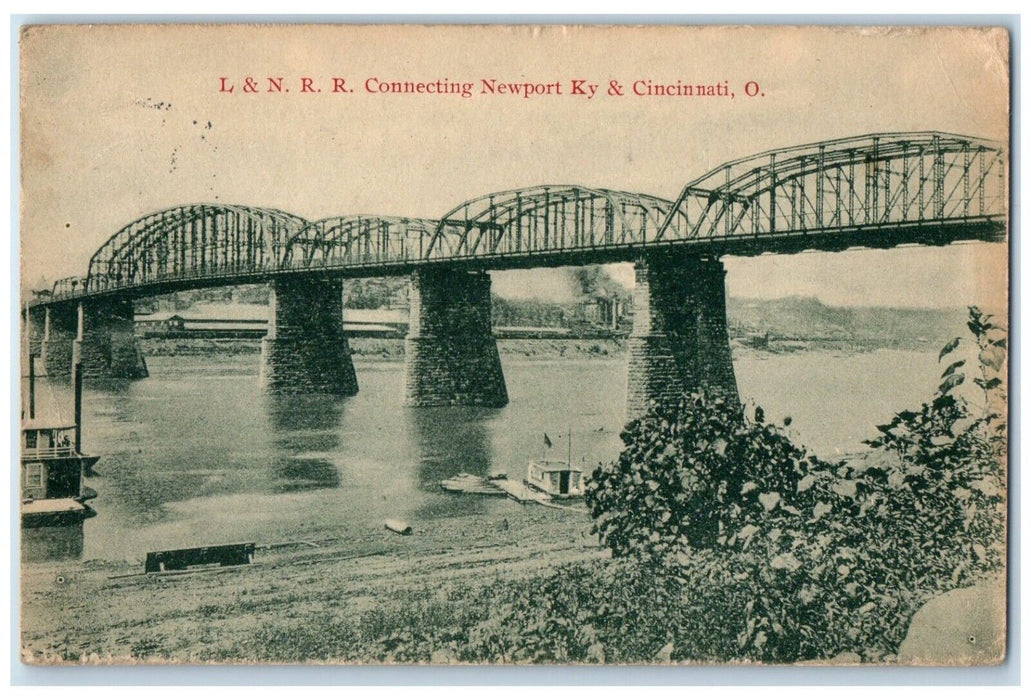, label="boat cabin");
[526,460,584,498]
[22,421,77,457]
[21,421,81,501]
